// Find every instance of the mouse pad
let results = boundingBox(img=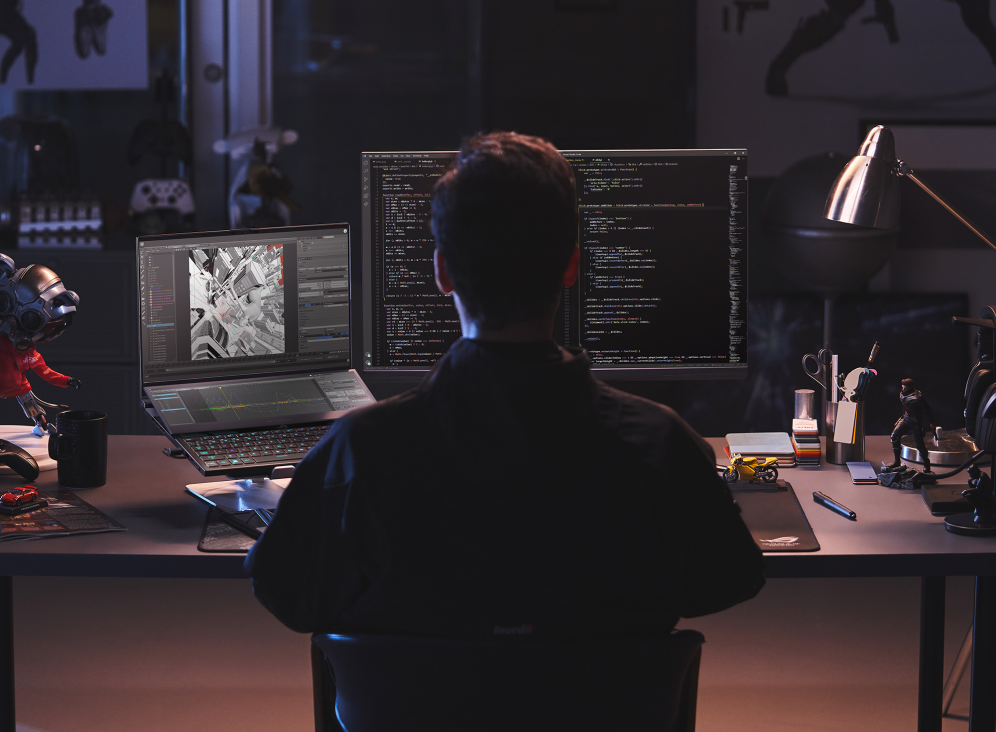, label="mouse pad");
[197,508,258,553]
[730,481,820,552]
